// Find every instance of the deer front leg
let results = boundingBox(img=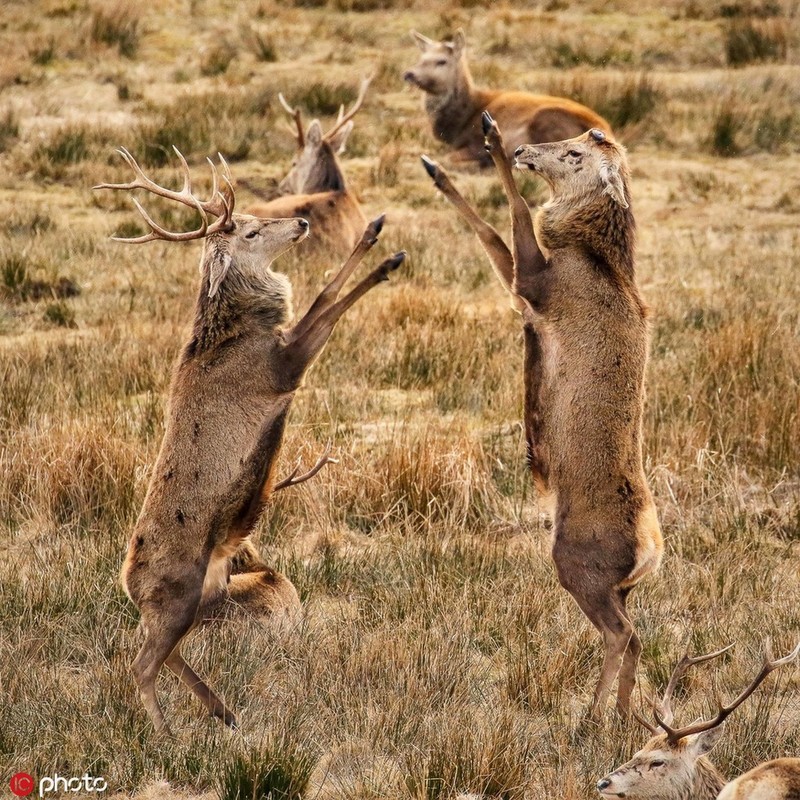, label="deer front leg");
[482,112,549,308]
[290,215,385,343]
[421,155,524,313]
[283,252,405,382]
